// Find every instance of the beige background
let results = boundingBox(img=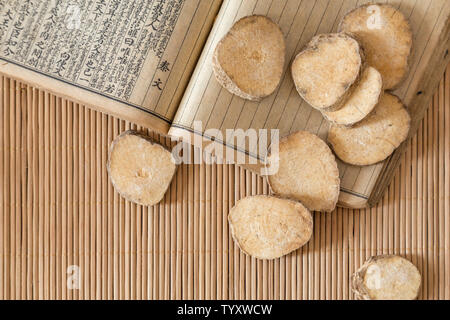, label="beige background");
[1,0,449,209]
[0,64,449,299]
